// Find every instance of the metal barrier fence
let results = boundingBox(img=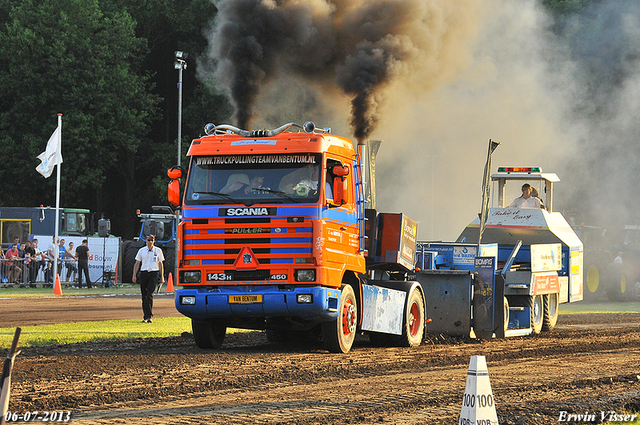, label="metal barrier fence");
[0,257,78,286]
